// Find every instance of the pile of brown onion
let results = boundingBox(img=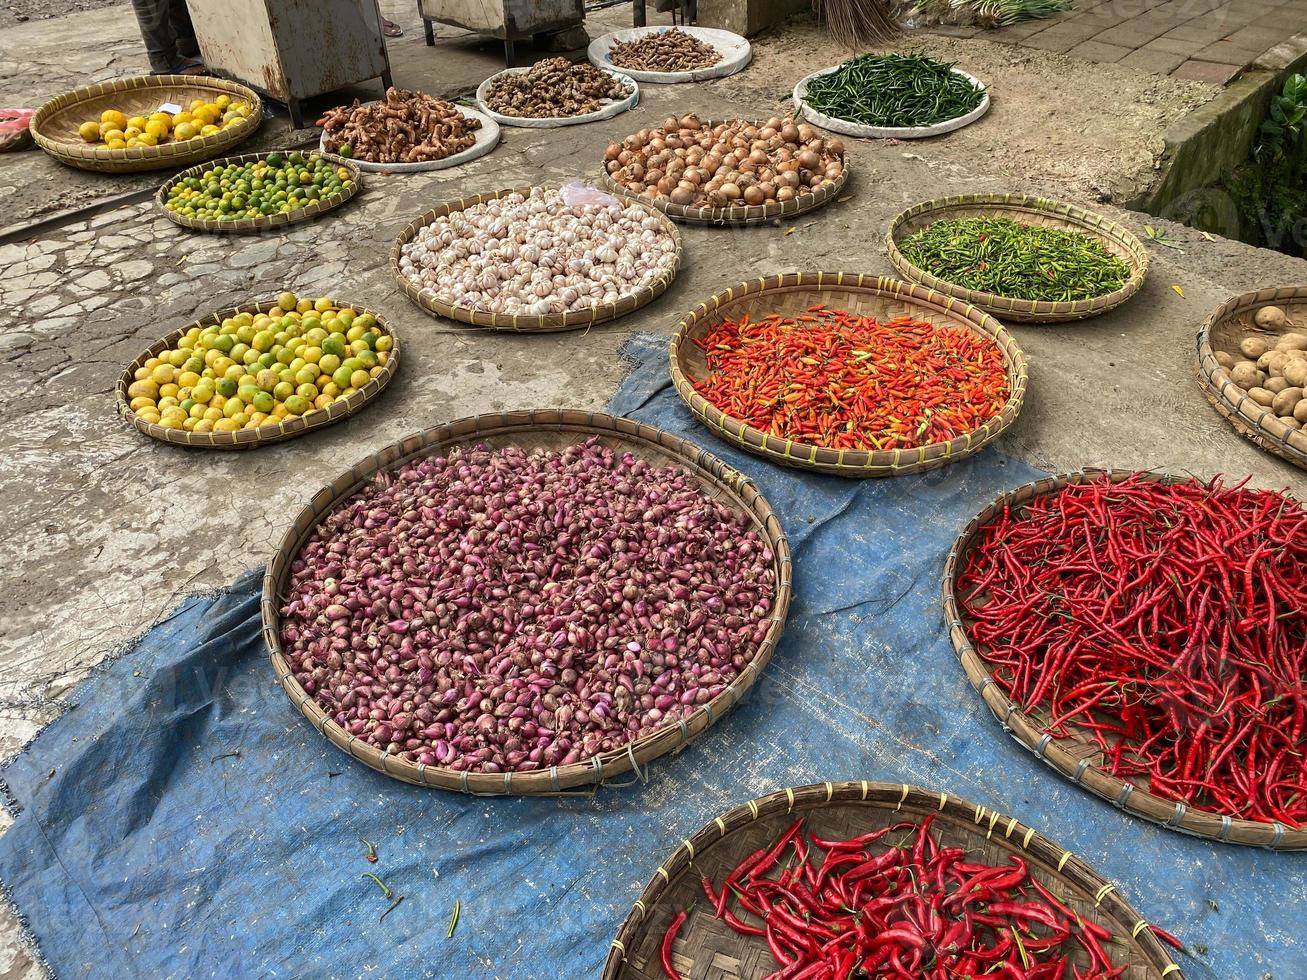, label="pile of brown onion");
[279,439,778,774]
[604,114,845,210]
